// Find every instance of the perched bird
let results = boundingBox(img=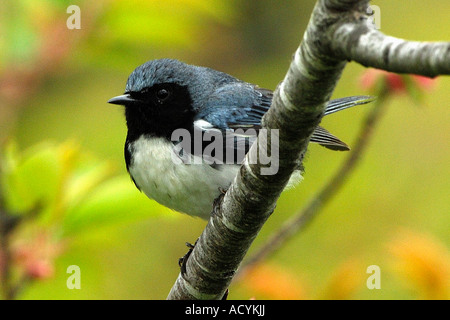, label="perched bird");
[108,59,373,219]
